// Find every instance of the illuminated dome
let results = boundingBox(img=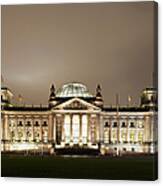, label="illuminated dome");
[56,82,93,98]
